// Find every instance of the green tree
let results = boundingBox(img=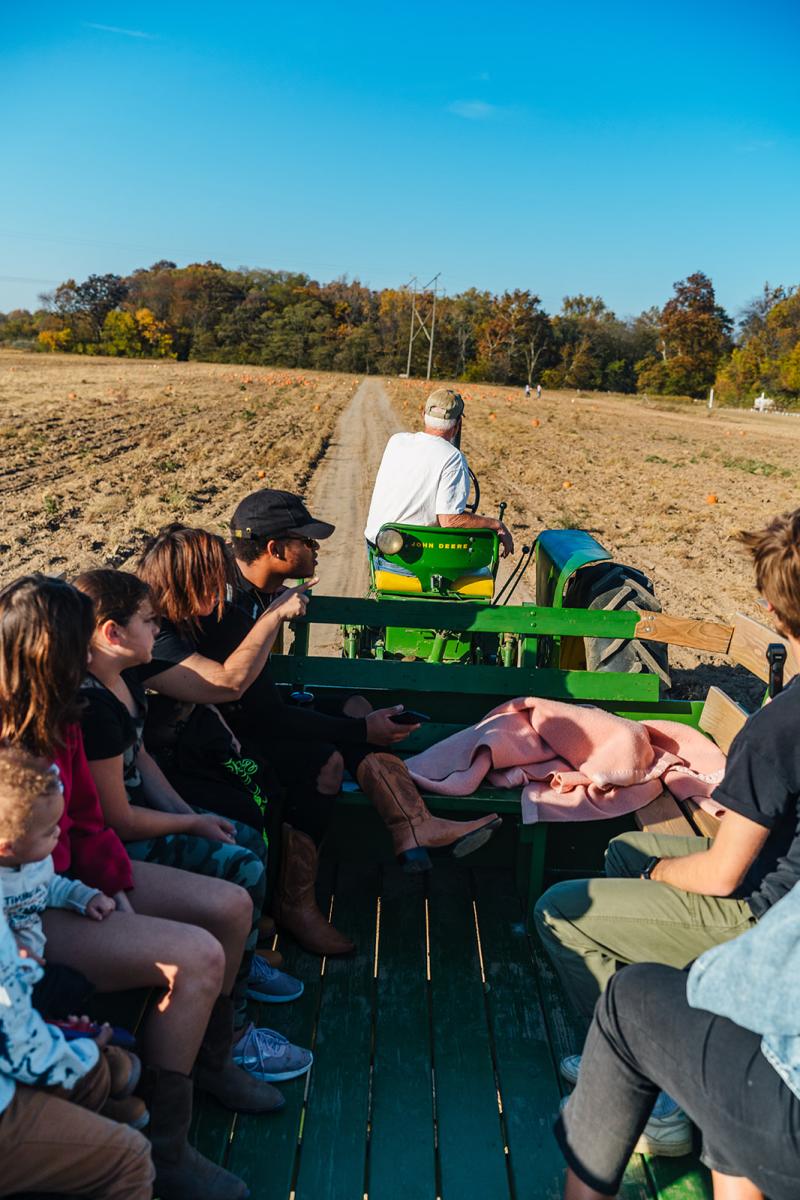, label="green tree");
[637,272,732,397]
